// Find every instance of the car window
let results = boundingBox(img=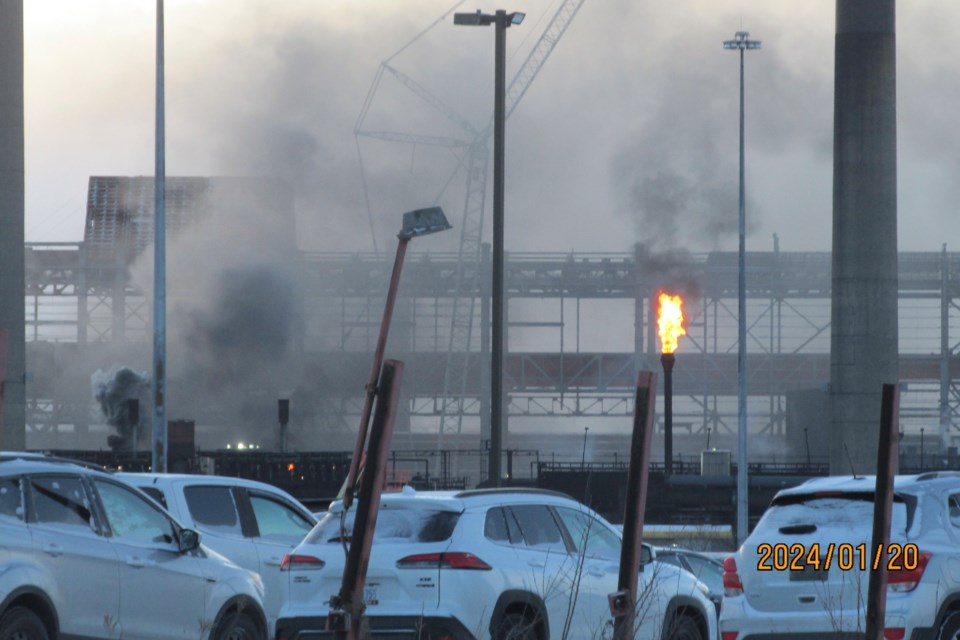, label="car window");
[184,485,243,536]
[553,506,621,560]
[0,477,22,522]
[94,480,177,546]
[29,475,96,531]
[508,505,568,553]
[308,508,460,544]
[762,492,912,536]
[138,486,168,509]
[656,553,684,569]
[249,494,313,542]
[684,554,723,593]
[948,494,960,528]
